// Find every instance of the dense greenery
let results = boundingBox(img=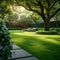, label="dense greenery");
[31,21,60,28]
[10,30,60,60]
[0,1,12,19]
[5,21,60,30]
[0,21,12,60]
[5,11,35,29]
